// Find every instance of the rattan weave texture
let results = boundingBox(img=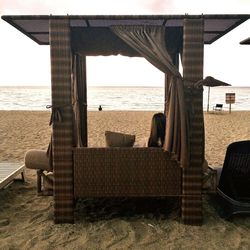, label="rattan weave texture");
[74,147,182,197]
